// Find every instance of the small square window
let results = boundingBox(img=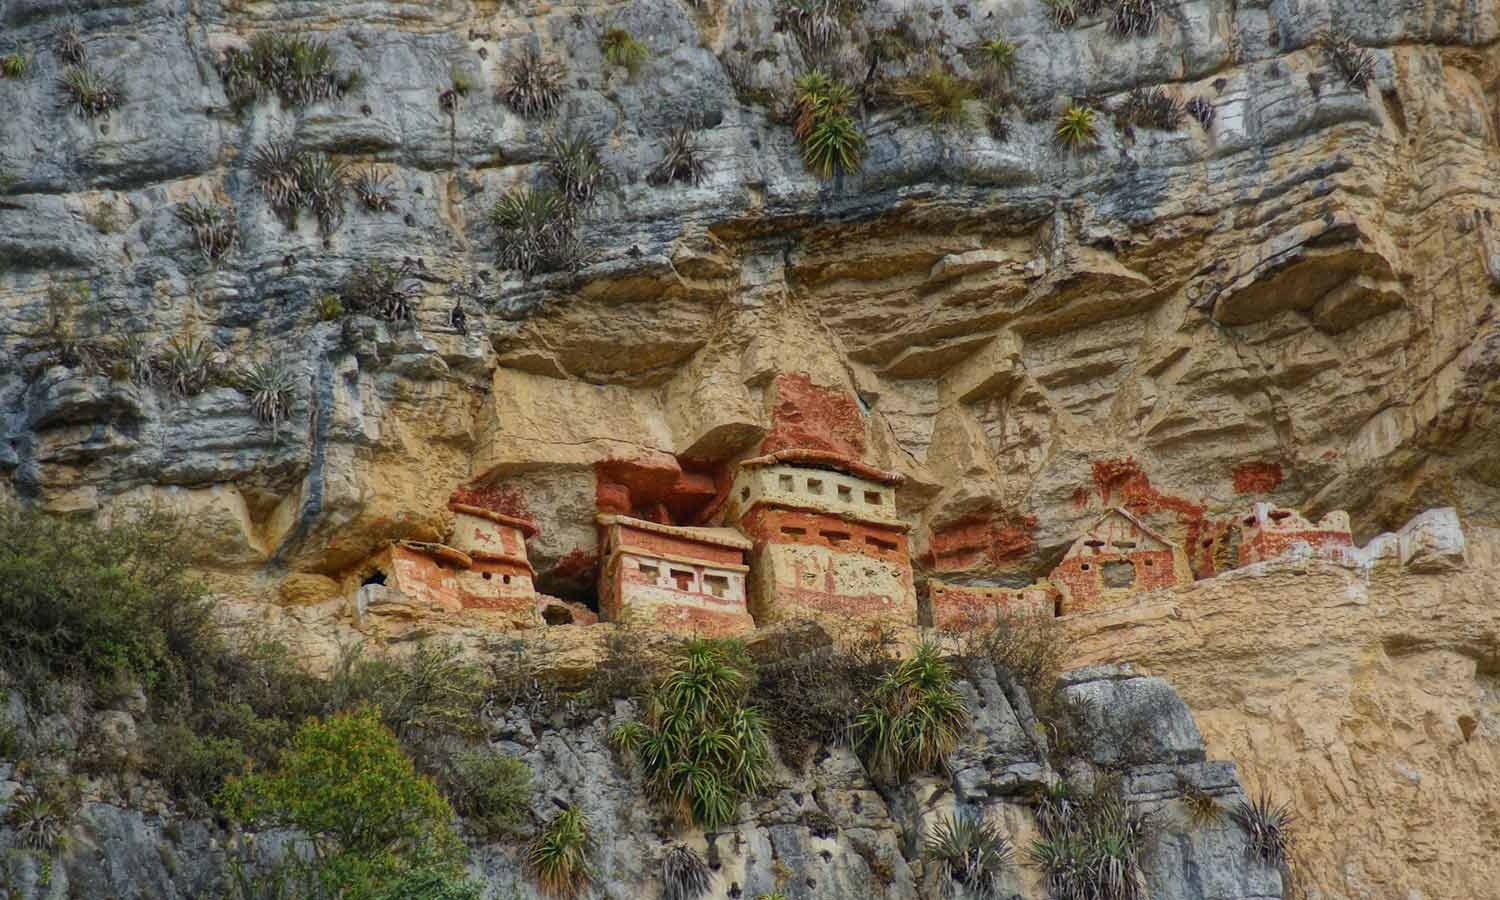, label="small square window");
[638,562,660,580]
[864,491,882,505]
[807,478,824,494]
[703,574,729,598]
[779,474,794,490]
[837,485,852,501]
